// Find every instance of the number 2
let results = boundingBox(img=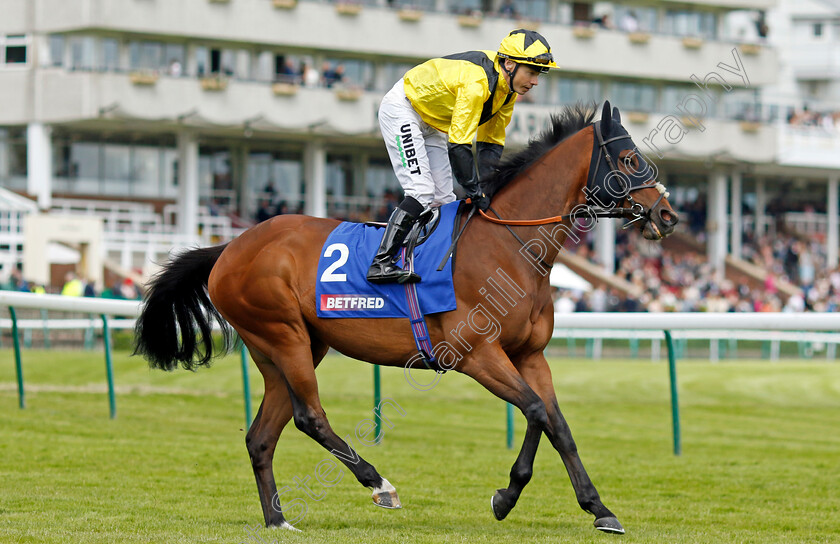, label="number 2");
[320,243,349,282]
